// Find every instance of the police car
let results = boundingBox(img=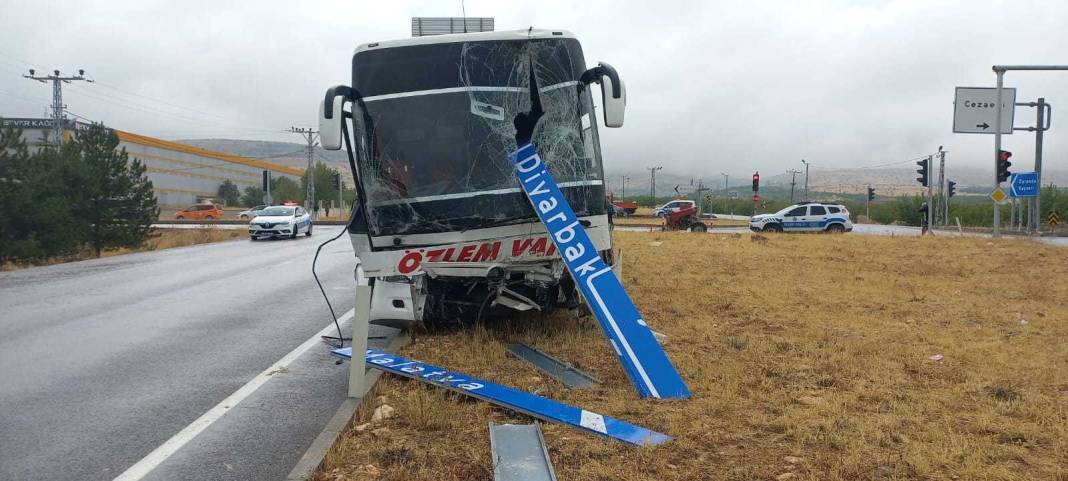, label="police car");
[248,205,313,240]
[750,202,852,233]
